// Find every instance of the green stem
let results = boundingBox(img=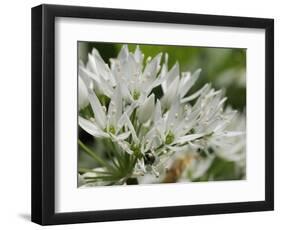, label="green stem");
[78,139,116,173]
